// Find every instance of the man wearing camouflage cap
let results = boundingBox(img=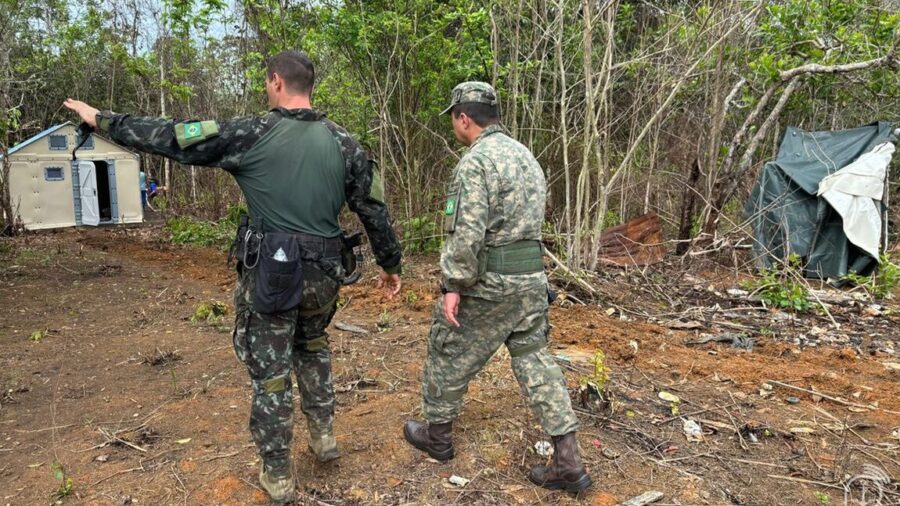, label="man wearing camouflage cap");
[402,81,592,492]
